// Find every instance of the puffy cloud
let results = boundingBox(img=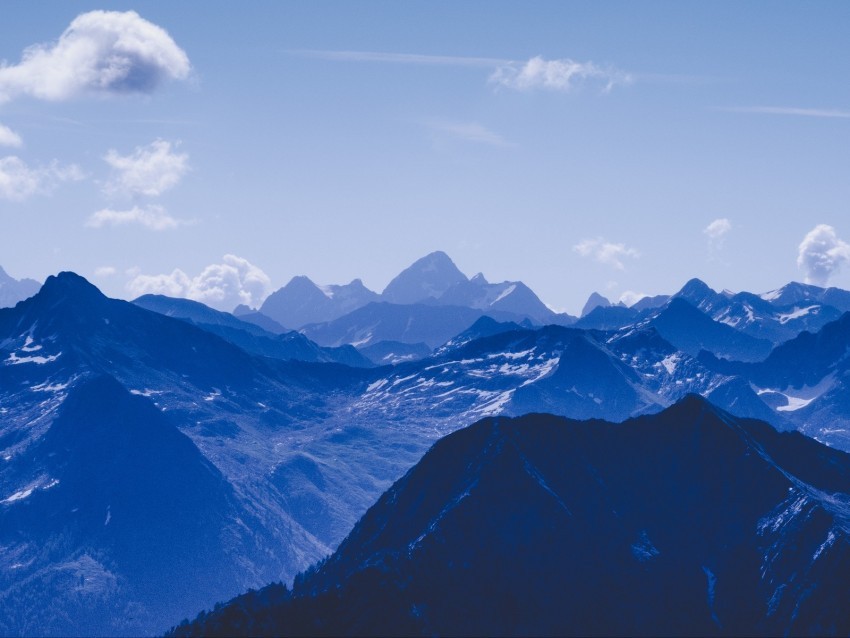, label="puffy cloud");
[490,56,631,92]
[0,10,190,103]
[797,224,850,286]
[126,255,272,311]
[0,123,22,148]
[0,155,84,201]
[86,204,185,230]
[94,266,118,278]
[103,139,189,197]
[573,237,640,270]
